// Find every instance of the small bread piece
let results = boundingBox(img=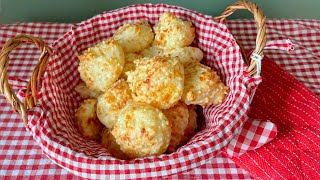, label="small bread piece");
[113,20,154,53]
[78,39,125,92]
[75,82,103,99]
[74,99,103,140]
[140,46,203,67]
[120,61,135,80]
[120,53,143,79]
[101,128,128,160]
[127,56,184,109]
[154,12,195,49]
[97,79,132,129]
[181,105,198,145]
[162,101,189,153]
[111,102,171,158]
[182,62,228,106]
[124,52,143,62]
[162,47,203,66]
[139,45,161,58]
